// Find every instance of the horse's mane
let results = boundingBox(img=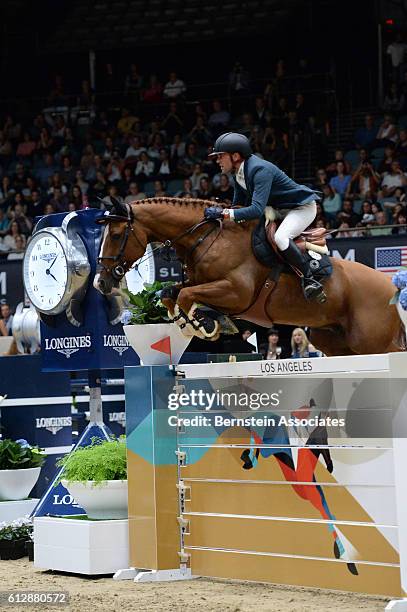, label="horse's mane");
[131,196,229,209]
